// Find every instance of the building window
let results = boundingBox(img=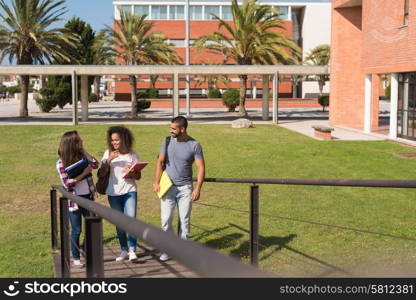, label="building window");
[204,6,220,20]
[275,6,289,20]
[170,5,184,20]
[190,6,203,20]
[222,6,232,20]
[134,5,149,17]
[404,0,409,26]
[120,5,132,15]
[151,5,168,20]
[397,72,416,140]
[169,39,186,47]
